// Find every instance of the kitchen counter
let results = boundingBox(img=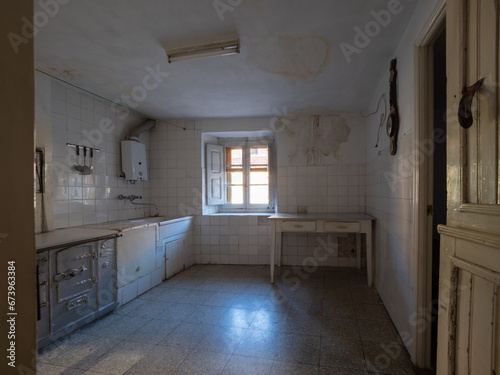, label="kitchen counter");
[86,216,168,231]
[36,227,119,252]
[36,216,192,253]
